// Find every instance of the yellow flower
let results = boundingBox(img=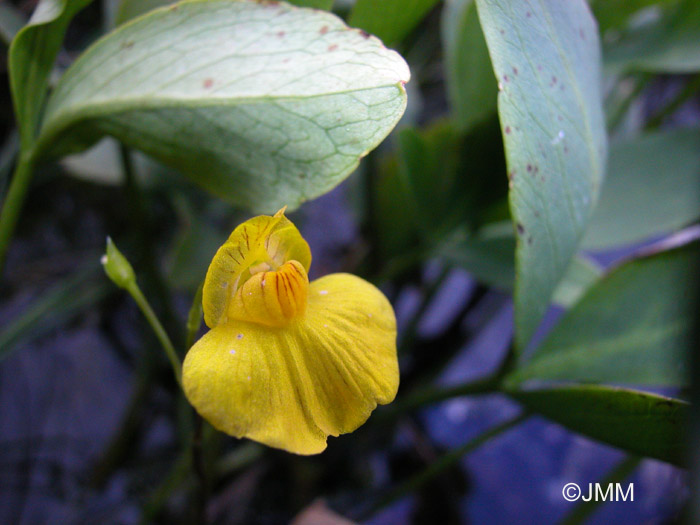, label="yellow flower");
[183,209,399,455]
